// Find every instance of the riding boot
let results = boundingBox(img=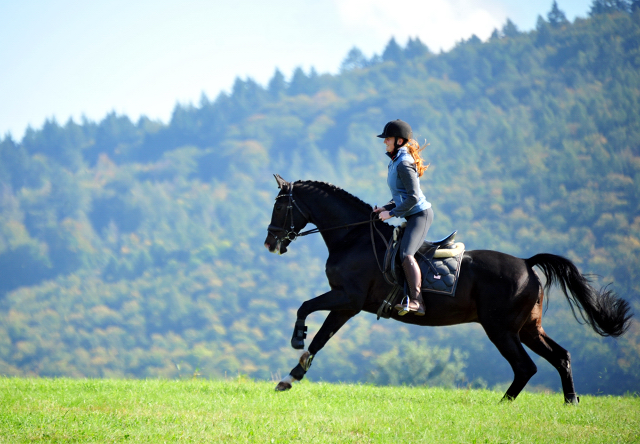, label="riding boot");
[395,256,425,316]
